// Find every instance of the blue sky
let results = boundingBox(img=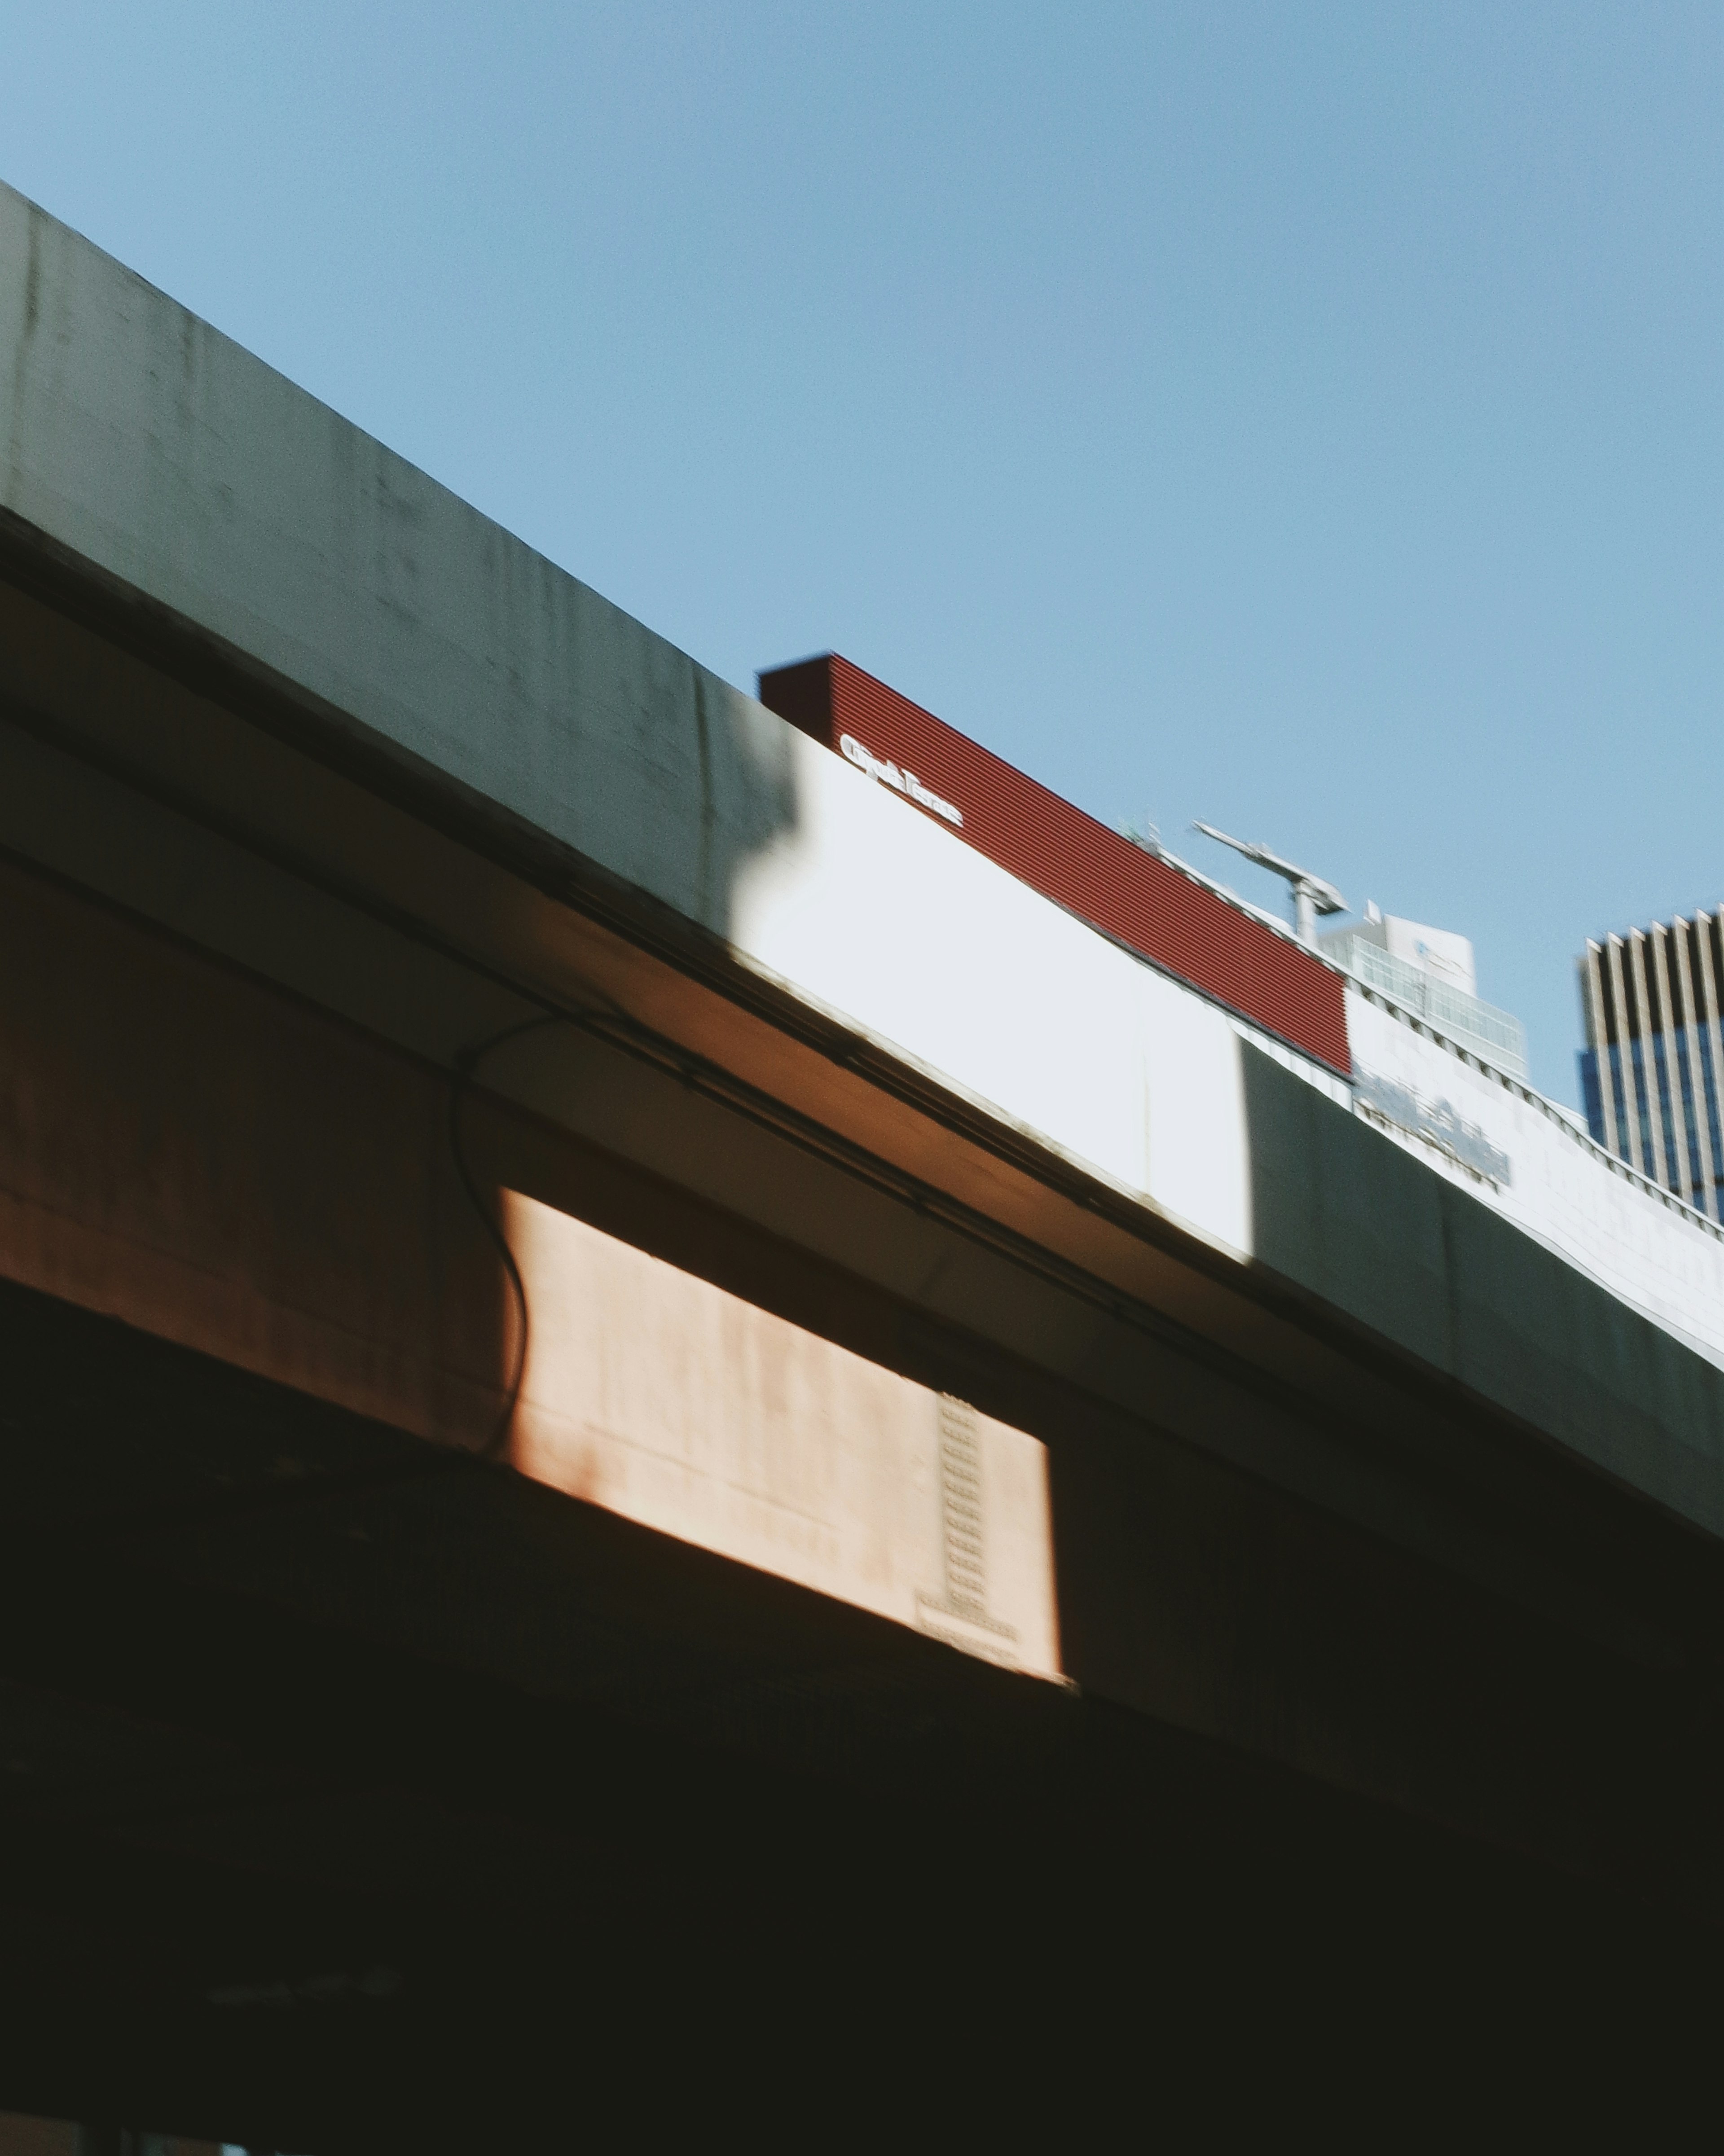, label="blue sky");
[3,2,1718,1101]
